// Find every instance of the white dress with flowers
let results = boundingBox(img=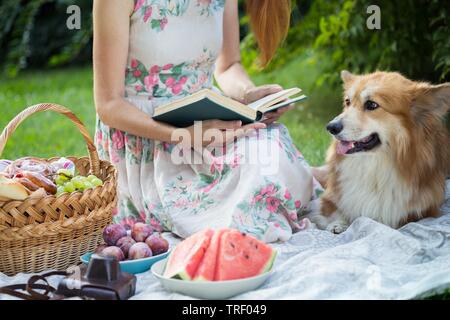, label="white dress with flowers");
[95,0,322,242]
